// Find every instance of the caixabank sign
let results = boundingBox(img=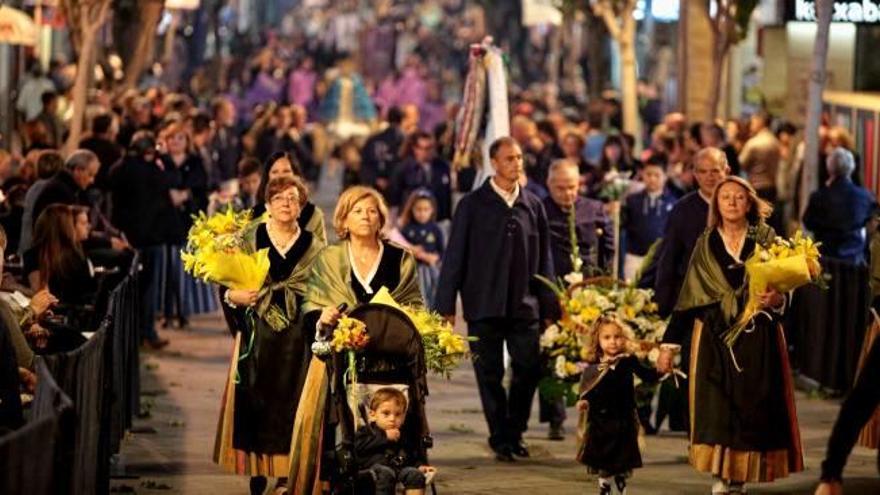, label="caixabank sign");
[789,0,880,23]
